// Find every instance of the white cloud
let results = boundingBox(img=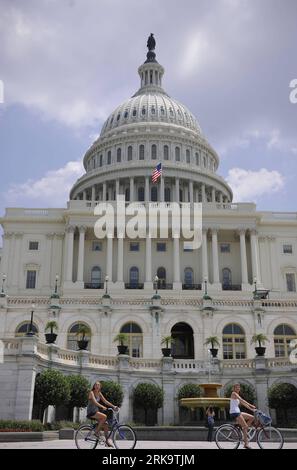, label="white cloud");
[226,167,285,202]
[5,160,84,207]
